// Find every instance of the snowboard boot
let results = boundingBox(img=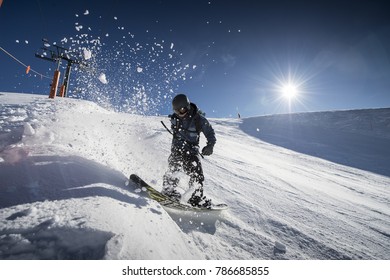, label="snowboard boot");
[199,198,212,209]
[162,176,181,201]
[188,188,212,209]
[161,186,182,201]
